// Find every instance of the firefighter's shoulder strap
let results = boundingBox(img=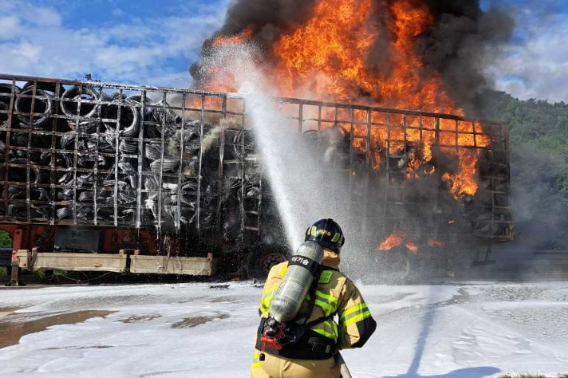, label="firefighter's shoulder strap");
[303,269,339,328]
[296,269,340,357]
